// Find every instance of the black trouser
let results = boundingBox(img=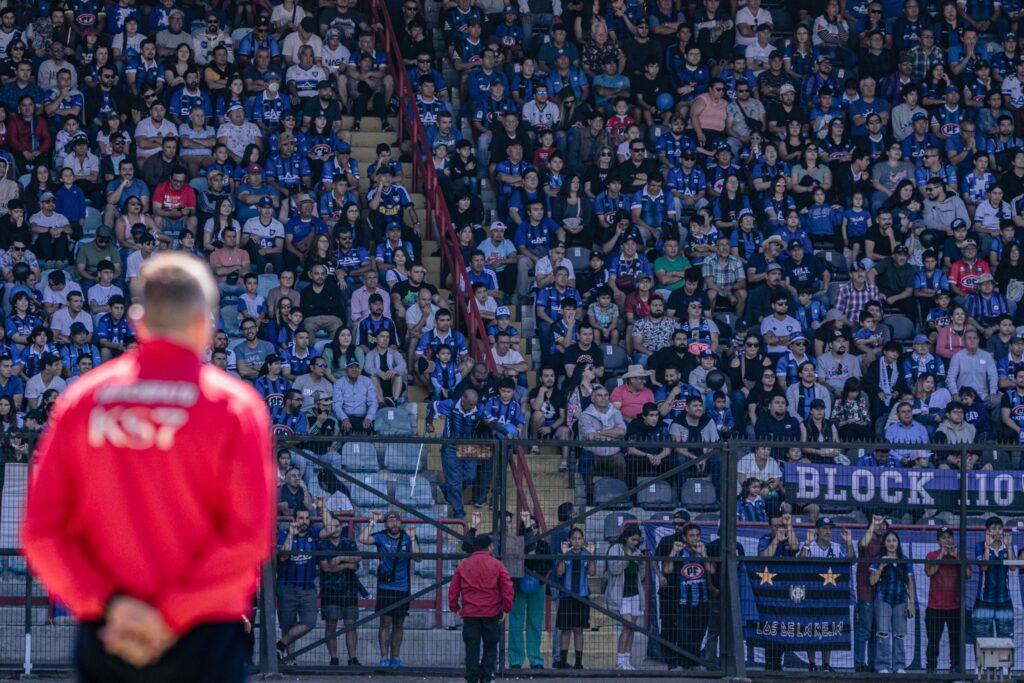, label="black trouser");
[659,590,681,668]
[462,615,501,683]
[678,601,710,669]
[925,607,962,672]
[76,620,245,683]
